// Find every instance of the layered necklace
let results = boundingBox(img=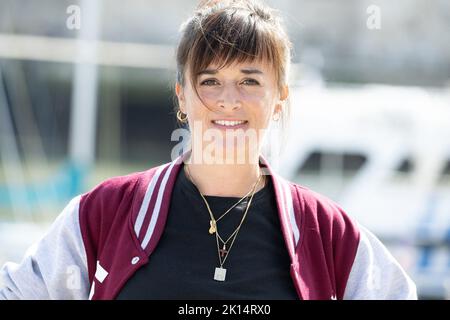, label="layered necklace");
[184,164,263,281]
